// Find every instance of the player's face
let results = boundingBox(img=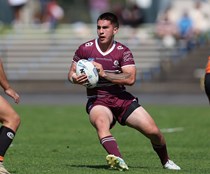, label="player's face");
[97,20,118,44]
